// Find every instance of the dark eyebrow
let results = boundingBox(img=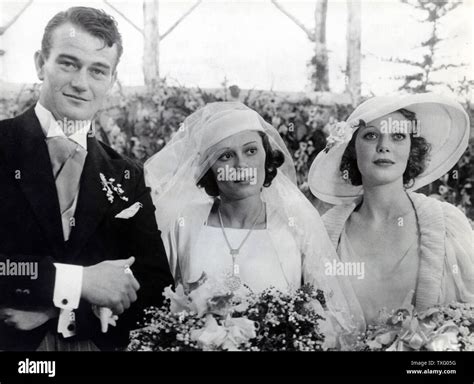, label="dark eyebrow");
[91,62,111,70]
[217,141,257,153]
[57,54,79,63]
[57,54,111,70]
